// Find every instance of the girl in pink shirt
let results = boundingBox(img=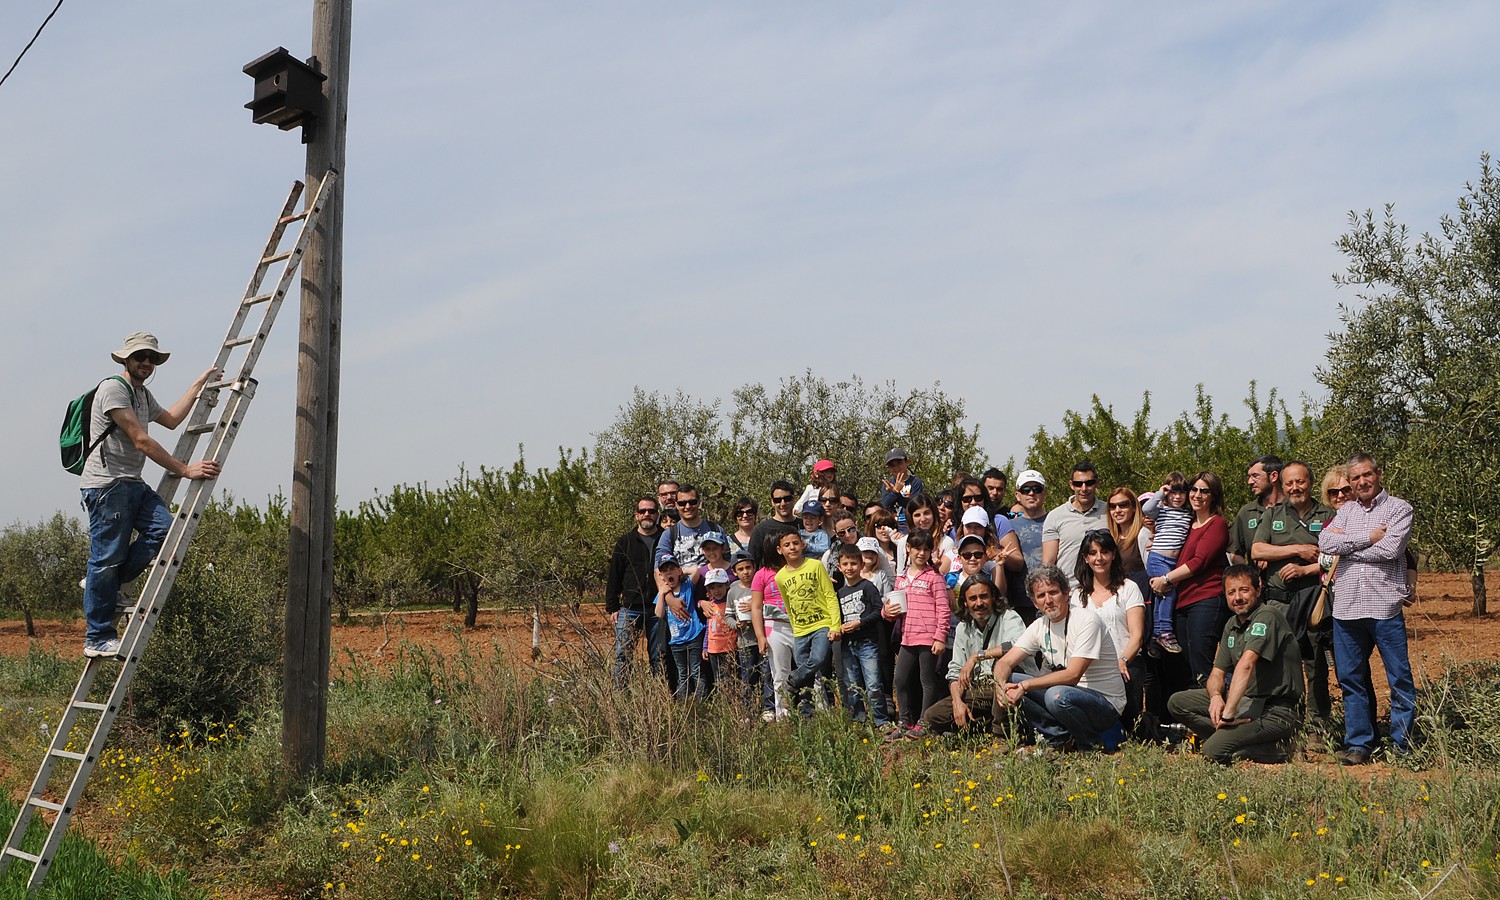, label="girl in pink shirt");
[883,529,951,736]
